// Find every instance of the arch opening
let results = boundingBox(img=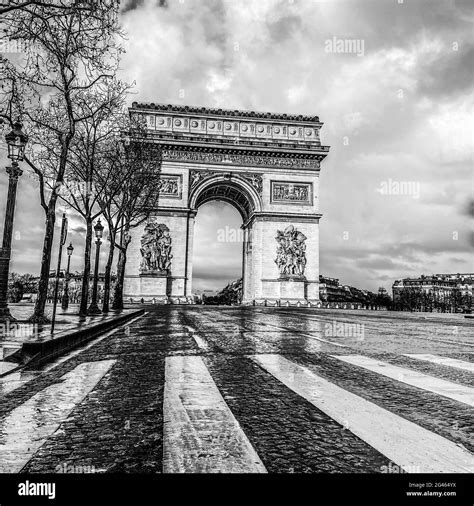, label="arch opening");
[190,176,261,222]
[188,176,260,304]
[192,201,243,304]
